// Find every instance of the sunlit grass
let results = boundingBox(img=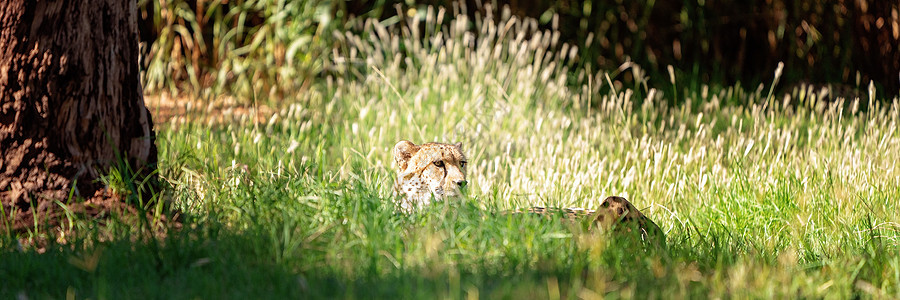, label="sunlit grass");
[3,4,900,299]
